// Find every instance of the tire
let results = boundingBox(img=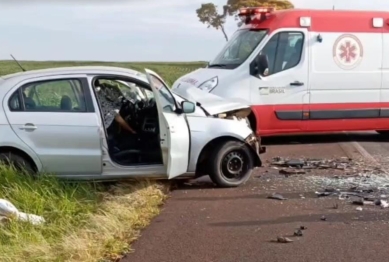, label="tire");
[208,140,254,188]
[0,152,35,175]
